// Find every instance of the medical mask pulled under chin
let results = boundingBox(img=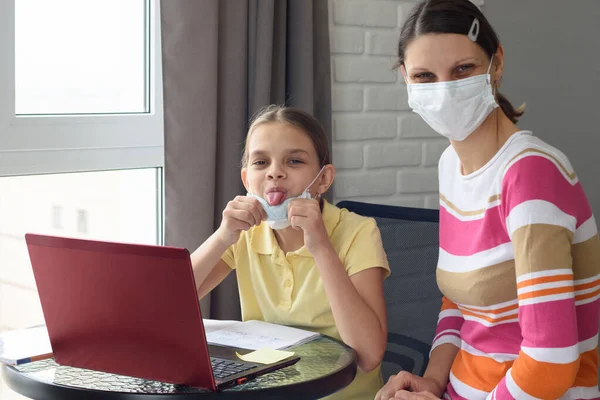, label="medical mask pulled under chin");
[406,56,498,141]
[247,166,325,230]
[251,191,312,230]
